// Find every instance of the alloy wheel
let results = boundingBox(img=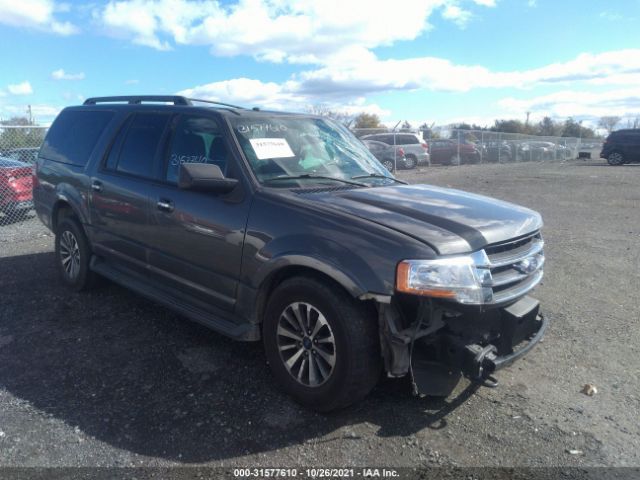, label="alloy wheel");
[276,302,336,387]
[59,230,81,280]
[608,152,624,165]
